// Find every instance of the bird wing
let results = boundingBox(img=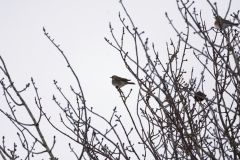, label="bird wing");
[116,76,131,82]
